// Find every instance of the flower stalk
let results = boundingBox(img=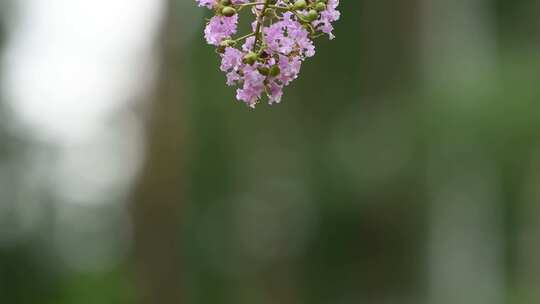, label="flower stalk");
[252,0,270,52]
